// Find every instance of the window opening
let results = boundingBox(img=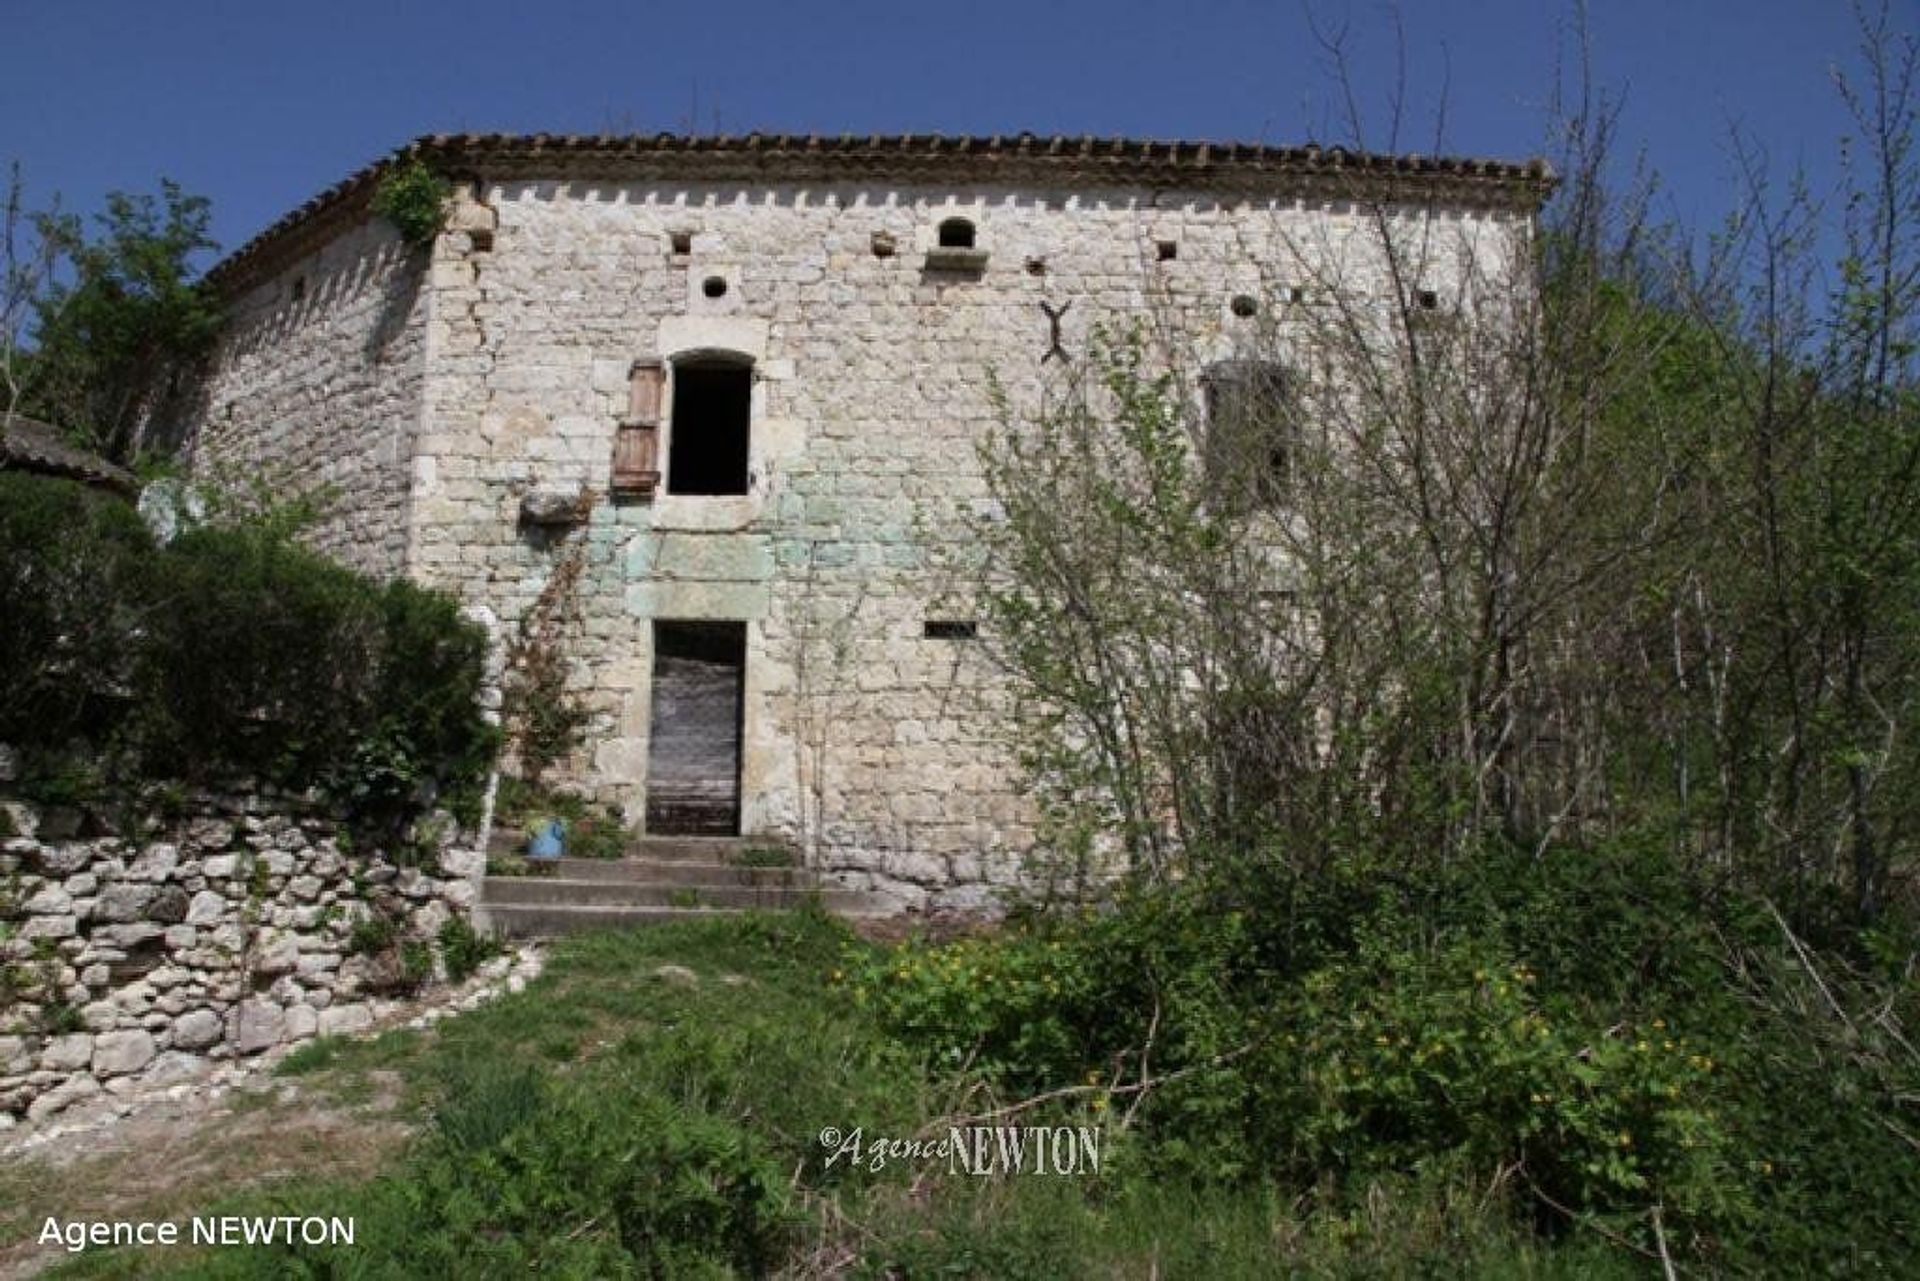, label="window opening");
[1203,361,1293,510]
[667,357,752,496]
